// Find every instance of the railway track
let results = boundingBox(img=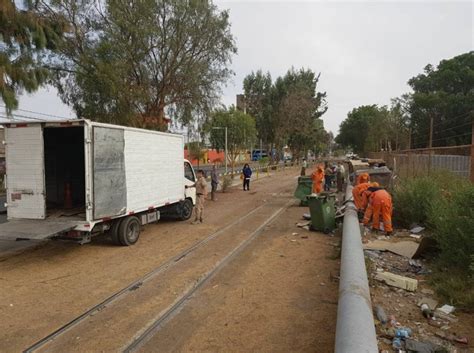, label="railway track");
[123,200,293,353]
[24,187,295,352]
